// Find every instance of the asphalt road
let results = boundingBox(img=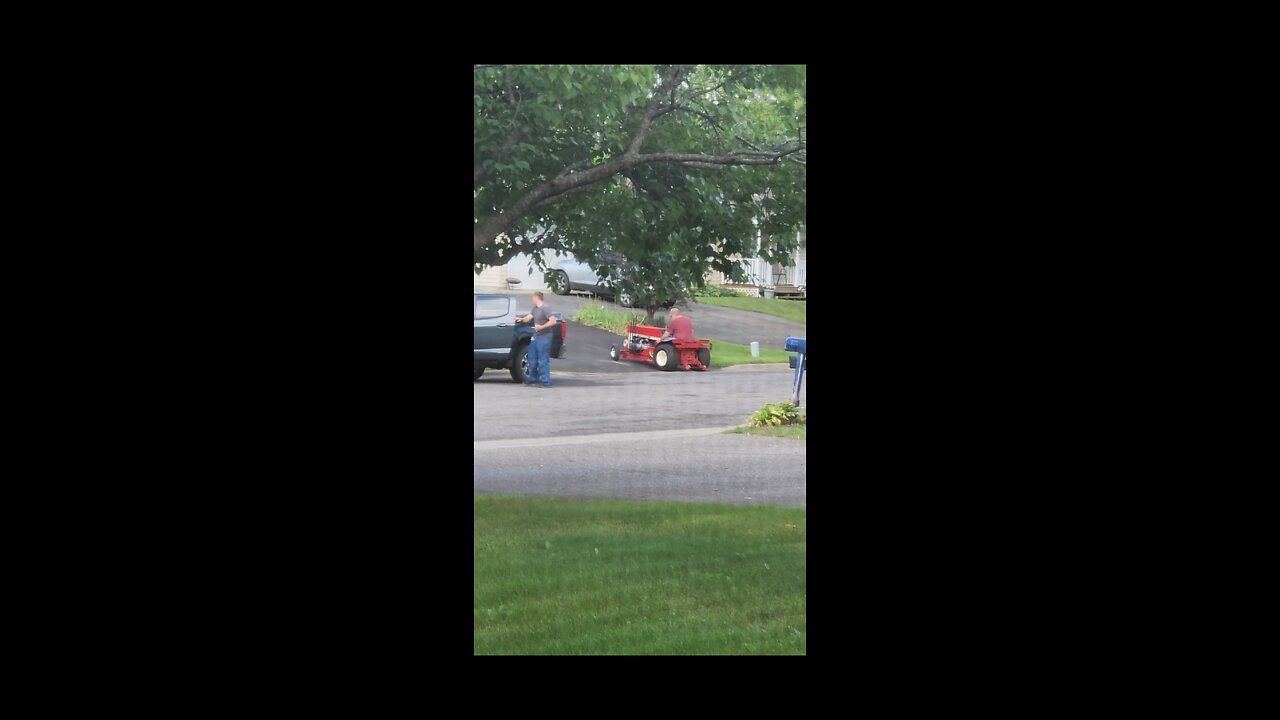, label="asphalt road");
[474,431,806,508]
[474,333,805,437]
[549,322,652,376]
[474,295,807,508]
